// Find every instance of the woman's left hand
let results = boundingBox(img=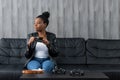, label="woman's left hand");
[42,38,50,45]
